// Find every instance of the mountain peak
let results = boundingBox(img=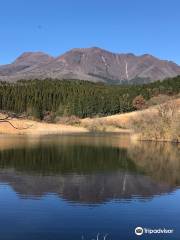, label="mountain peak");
[0,47,180,83]
[13,52,54,65]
